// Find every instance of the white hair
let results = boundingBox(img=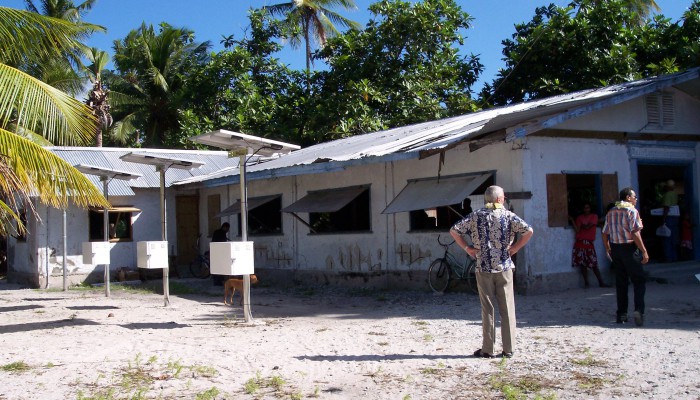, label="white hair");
[484,185,504,203]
